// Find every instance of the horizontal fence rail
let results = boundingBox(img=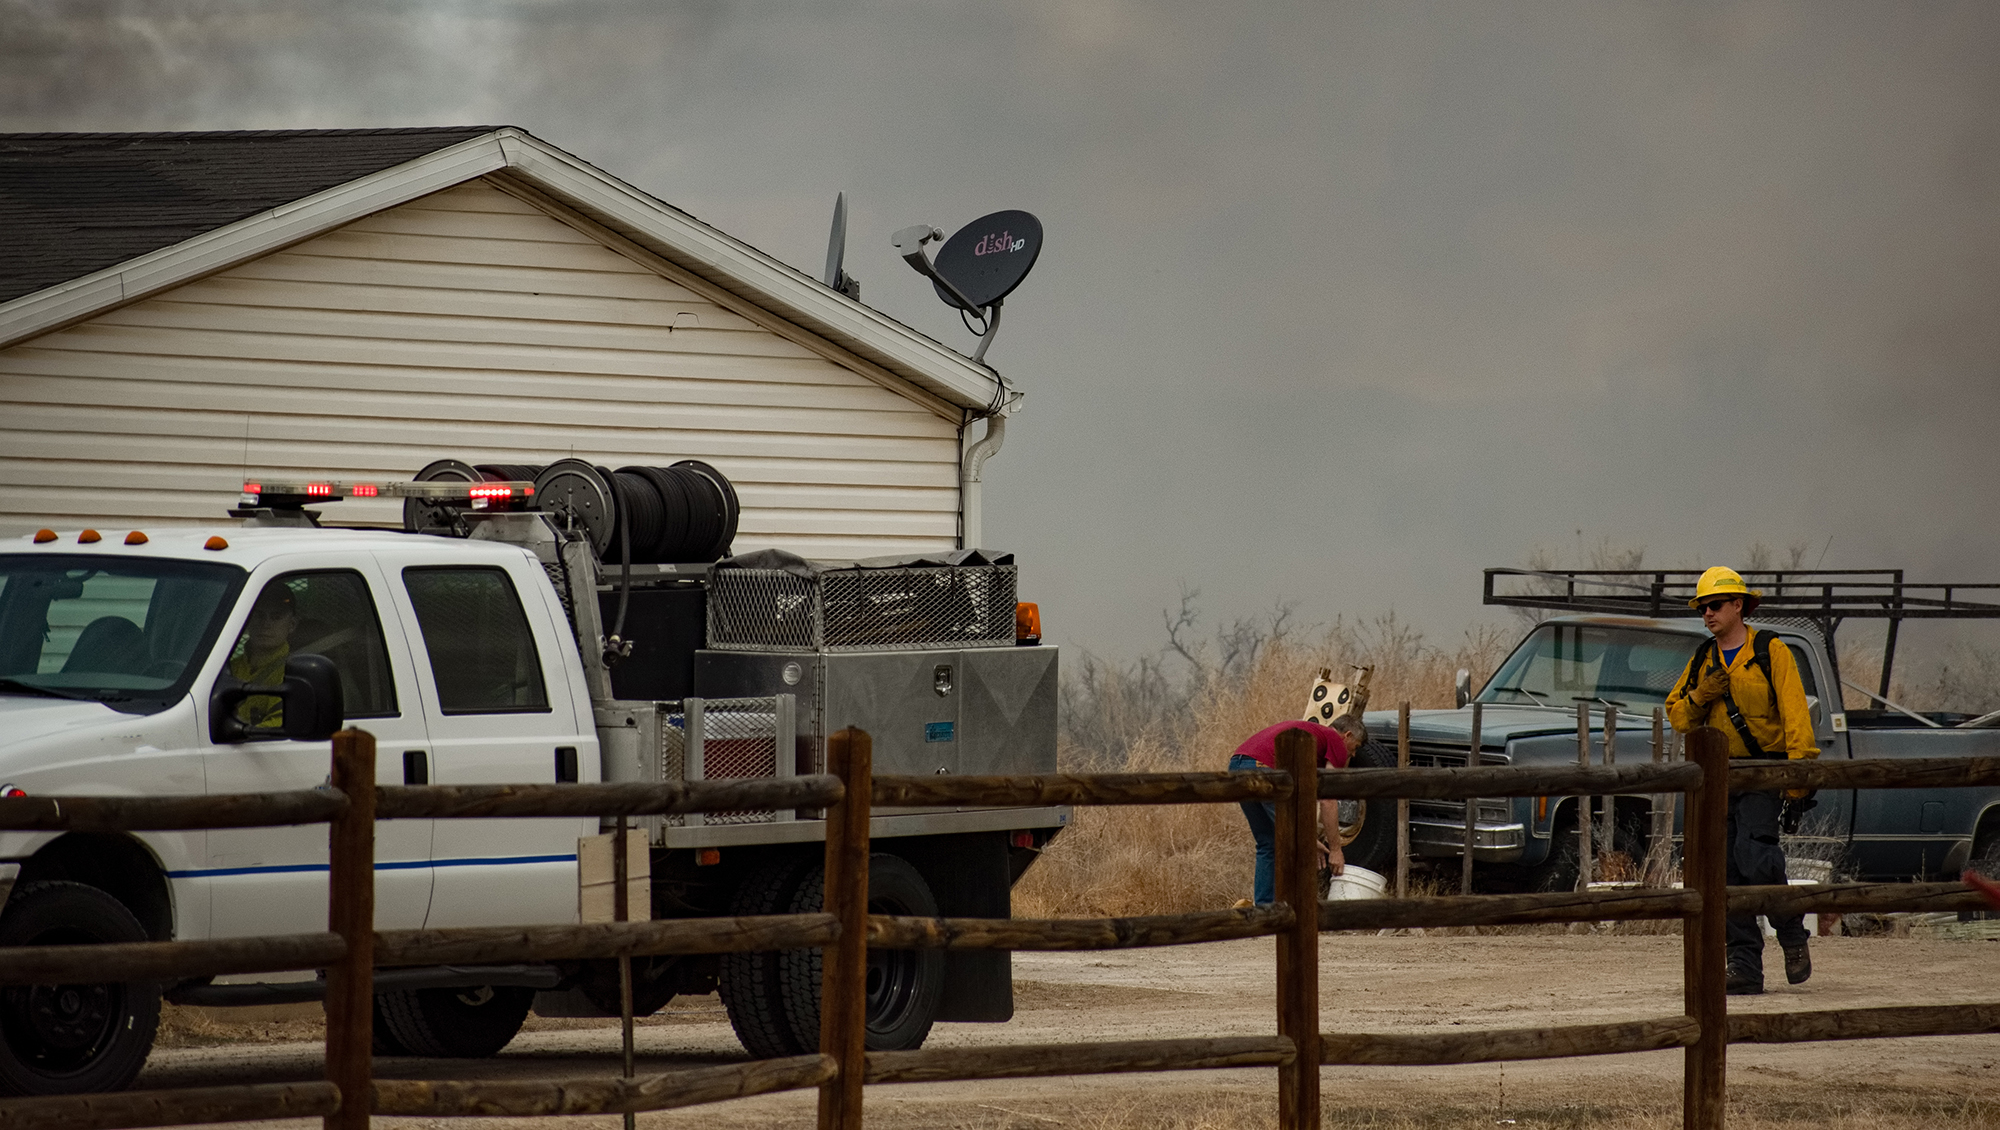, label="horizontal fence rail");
[0,790,346,832]
[0,1082,343,1130]
[868,906,1291,950]
[370,1056,836,1118]
[1729,756,2000,792]
[862,1037,1296,1084]
[1321,1016,1700,1065]
[373,776,842,819]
